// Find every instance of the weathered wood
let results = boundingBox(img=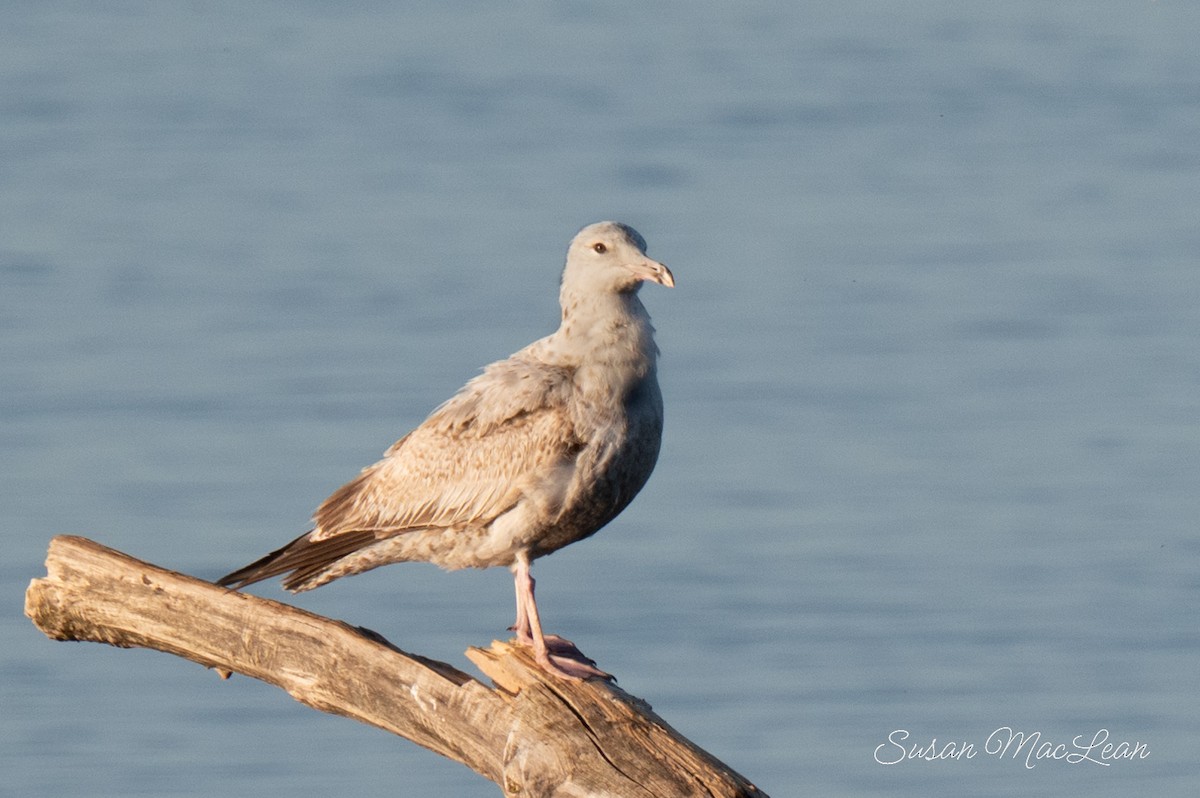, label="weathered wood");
[25,536,768,798]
